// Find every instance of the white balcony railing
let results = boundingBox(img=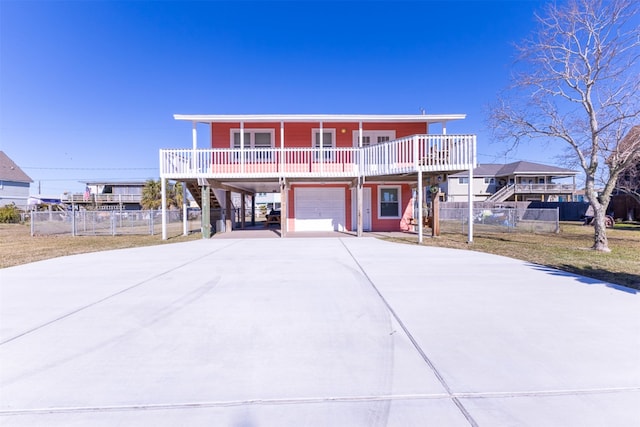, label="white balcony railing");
[160,134,476,179]
[63,194,143,203]
[514,183,575,193]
